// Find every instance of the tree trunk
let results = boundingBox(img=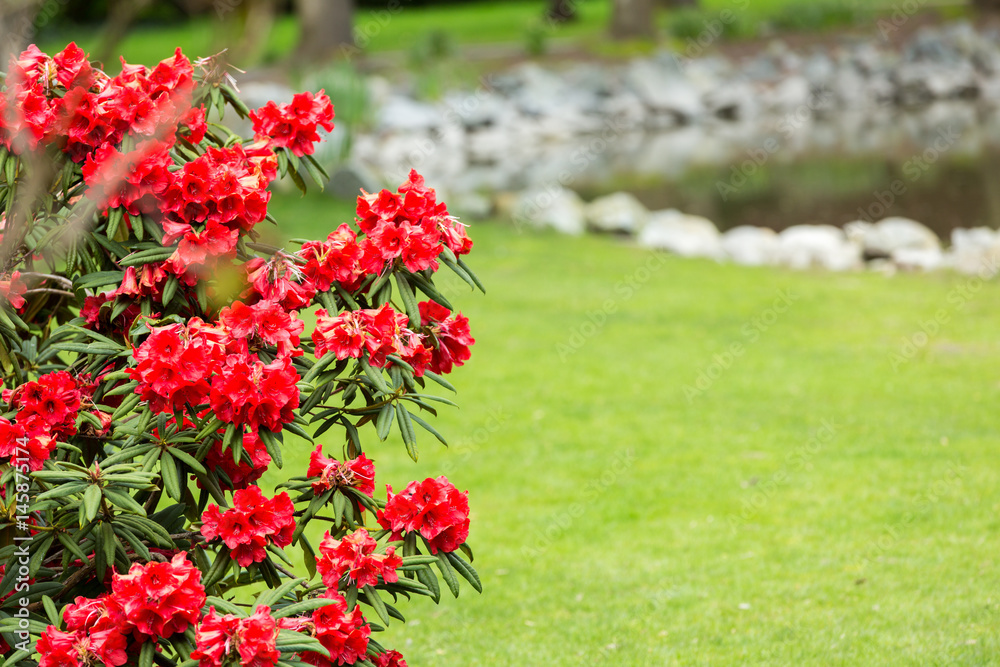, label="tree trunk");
[295,0,355,63]
[225,0,279,68]
[546,0,578,24]
[659,0,697,7]
[610,0,657,40]
[0,0,43,68]
[973,0,1000,9]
